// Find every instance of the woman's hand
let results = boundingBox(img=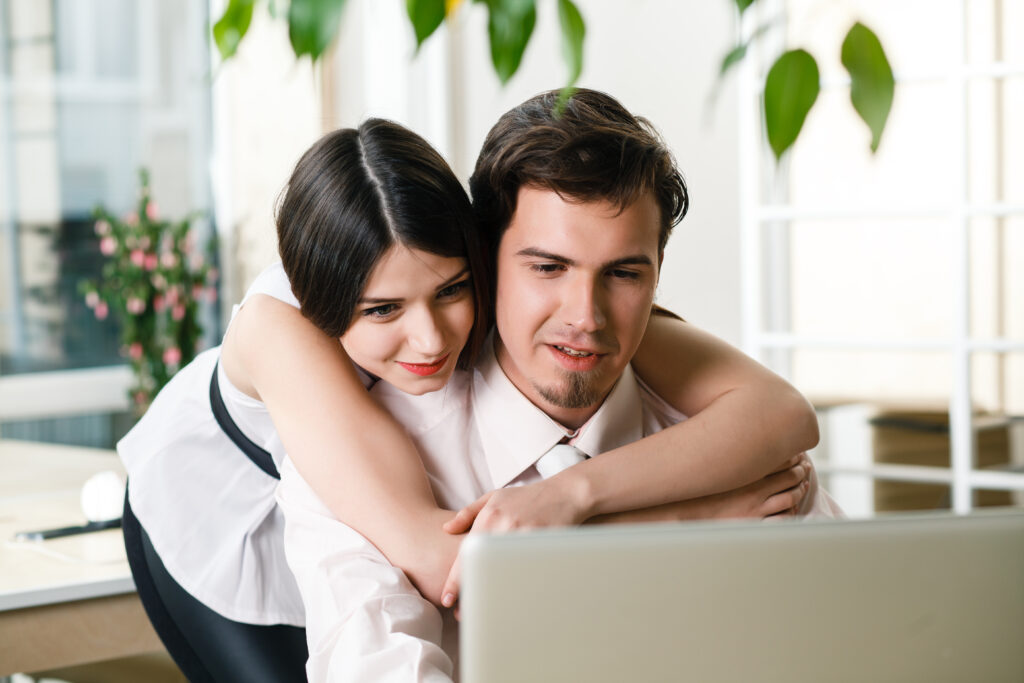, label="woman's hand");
[438,475,591,608]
